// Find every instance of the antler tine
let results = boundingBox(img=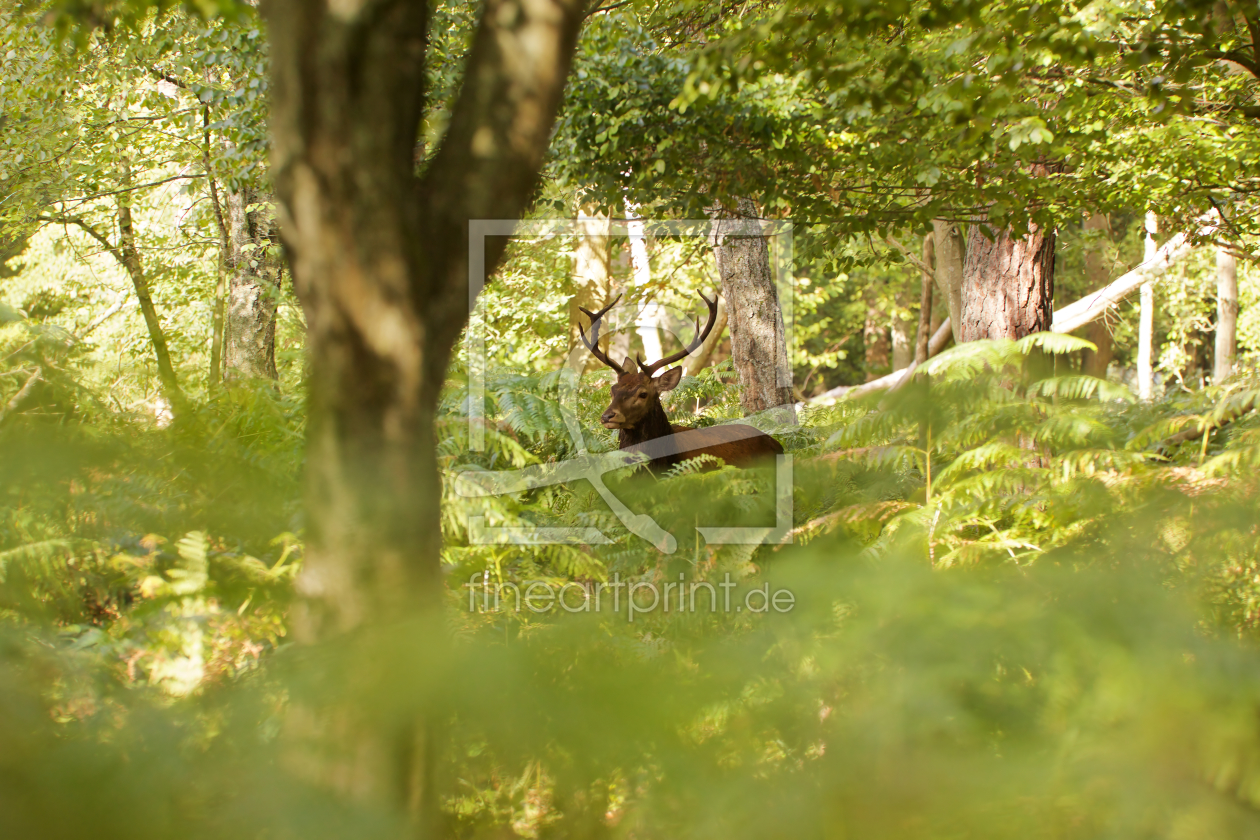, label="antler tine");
[638,291,719,377]
[578,294,625,374]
